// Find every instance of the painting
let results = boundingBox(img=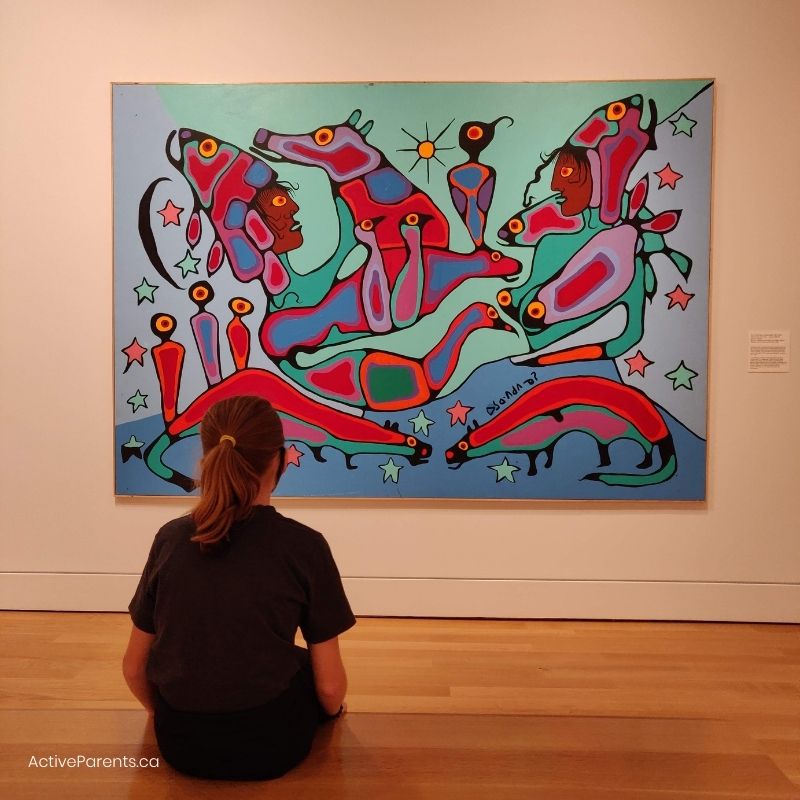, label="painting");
[114,80,712,499]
